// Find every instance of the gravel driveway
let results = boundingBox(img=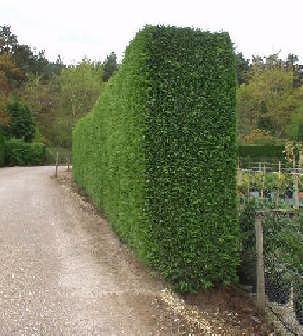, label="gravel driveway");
[0,166,186,336]
[0,166,273,336]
